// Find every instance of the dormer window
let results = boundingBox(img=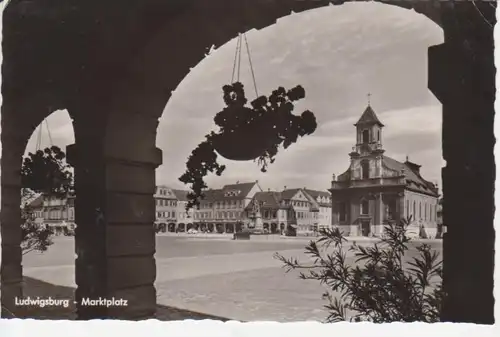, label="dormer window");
[224,190,241,197]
